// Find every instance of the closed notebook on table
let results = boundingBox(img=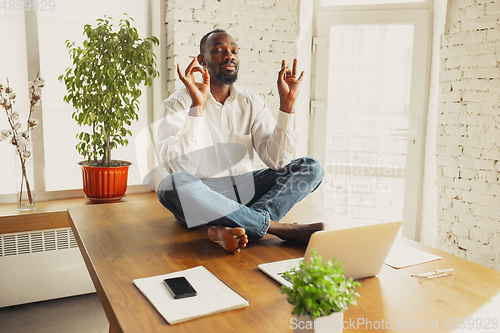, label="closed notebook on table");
[133,266,248,324]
